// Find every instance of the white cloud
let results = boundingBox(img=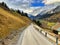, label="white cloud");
[0,0,44,16]
[5,0,34,9]
[5,0,39,15]
[21,7,40,15]
[43,0,60,4]
[0,0,7,2]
